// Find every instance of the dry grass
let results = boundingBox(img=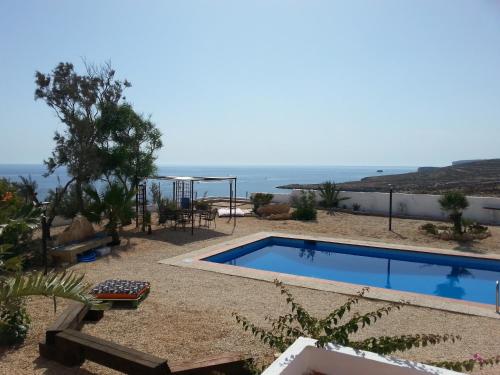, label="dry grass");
[2,211,500,374]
